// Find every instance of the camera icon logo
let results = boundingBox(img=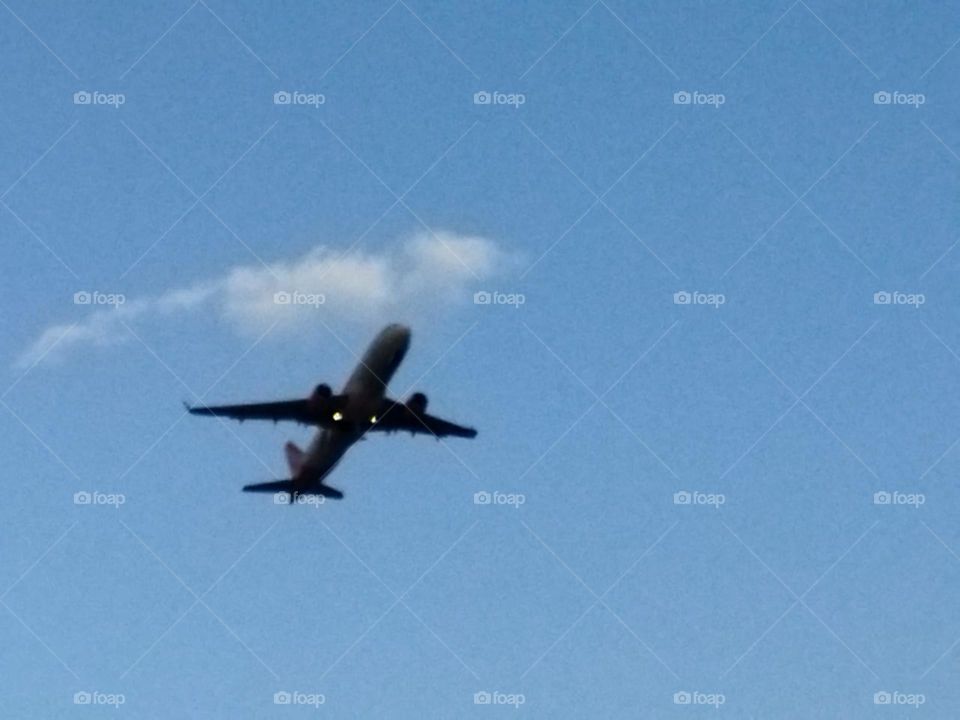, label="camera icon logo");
[473,91,492,105]
[274,691,292,705]
[274,492,290,504]
[74,491,92,505]
[474,290,492,305]
[274,291,291,305]
[873,91,891,105]
[474,491,492,505]
[673,491,691,505]
[273,91,291,105]
[474,691,492,704]
[673,691,692,704]
[73,91,92,105]
[874,691,891,705]
[673,91,691,105]
[73,691,92,705]
[673,291,691,305]
[74,291,92,305]
[873,291,891,305]
[873,491,891,505]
